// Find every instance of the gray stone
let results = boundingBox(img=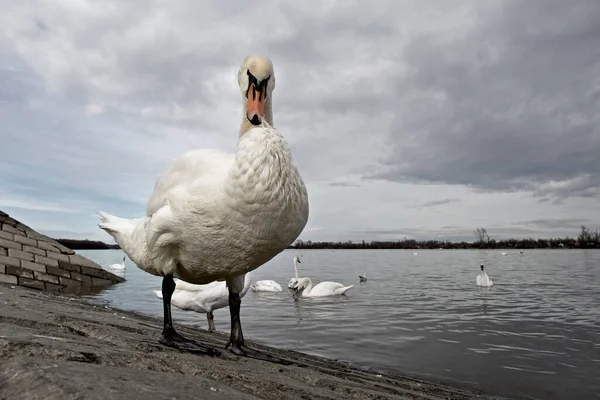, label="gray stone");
[13,234,37,247]
[45,282,63,292]
[8,248,35,262]
[0,264,4,274]
[21,260,47,273]
[6,266,34,279]
[38,241,61,253]
[0,230,13,240]
[33,271,60,285]
[91,277,113,286]
[0,274,17,284]
[1,224,23,235]
[19,278,45,290]
[0,237,22,251]
[52,241,76,255]
[34,254,59,267]
[58,261,81,273]
[46,266,71,278]
[58,277,83,291]
[0,247,5,256]
[69,253,102,269]
[22,245,47,256]
[0,255,20,268]
[45,251,70,263]
[68,272,92,284]
[81,266,106,278]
